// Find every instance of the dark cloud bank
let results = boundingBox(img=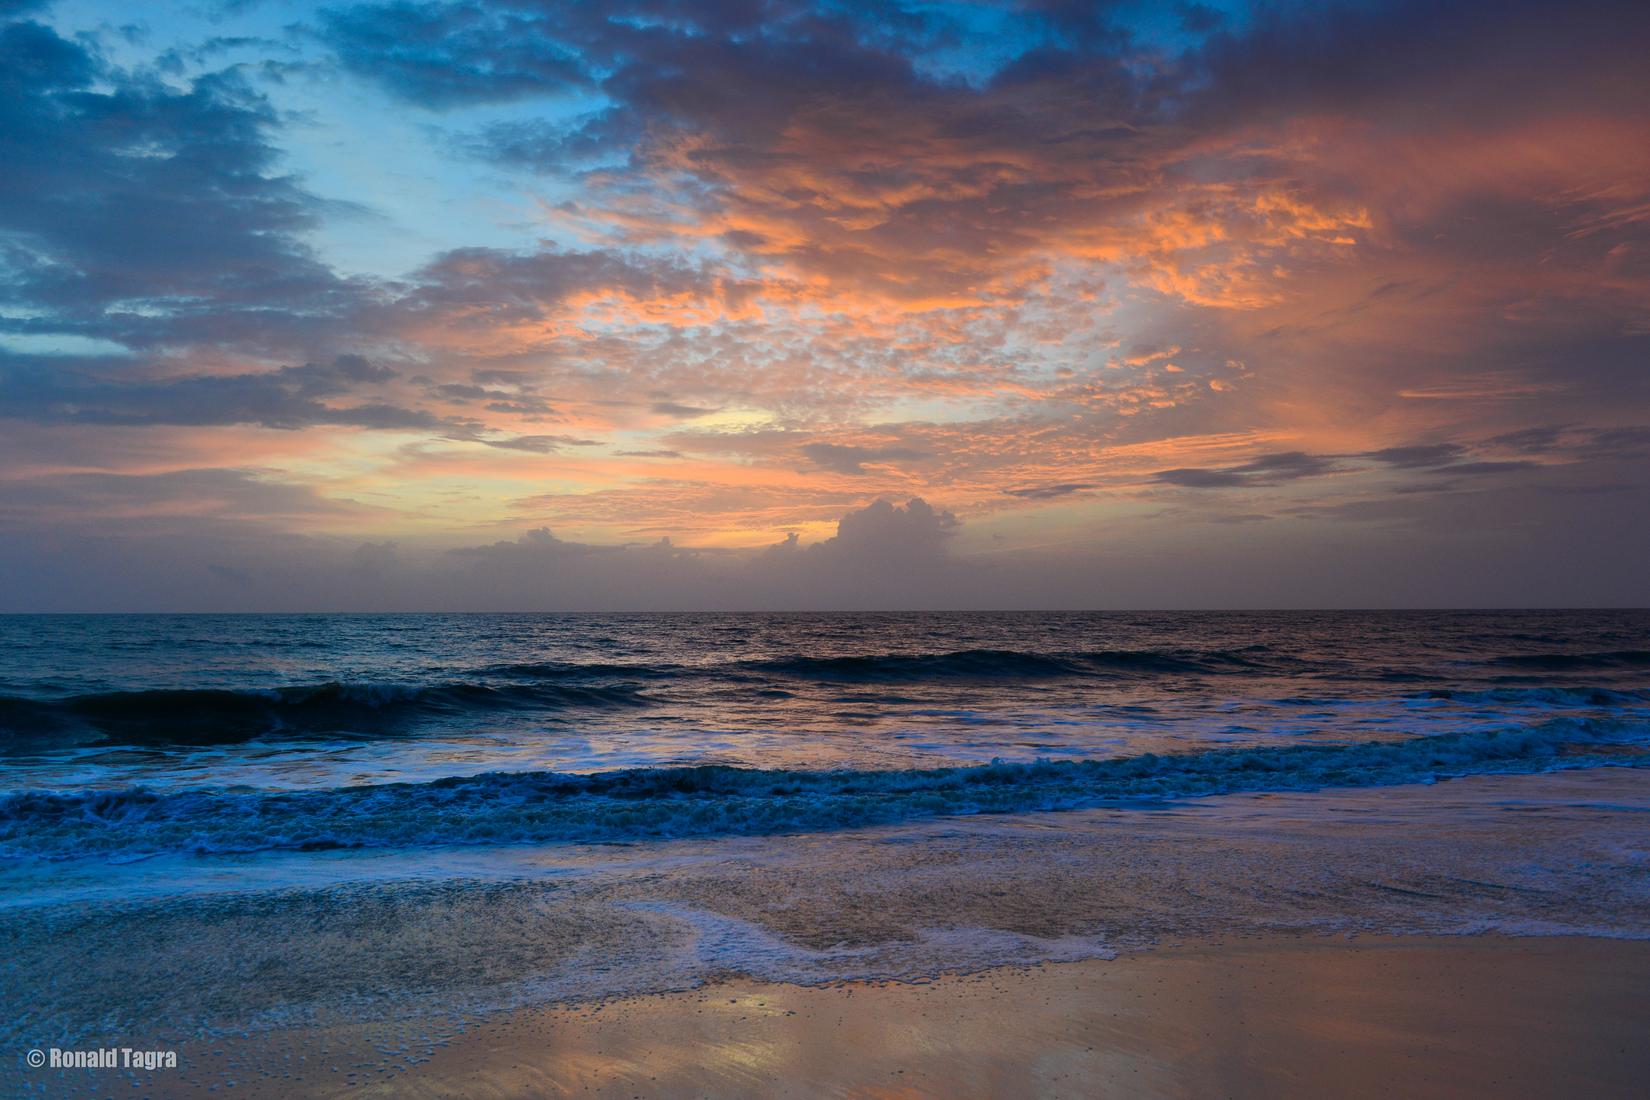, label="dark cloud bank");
[4,484,1647,612]
[0,496,982,612]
